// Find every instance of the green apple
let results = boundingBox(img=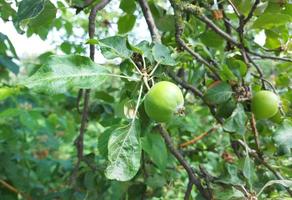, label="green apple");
[144,81,184,122]
[251,90,279,120]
